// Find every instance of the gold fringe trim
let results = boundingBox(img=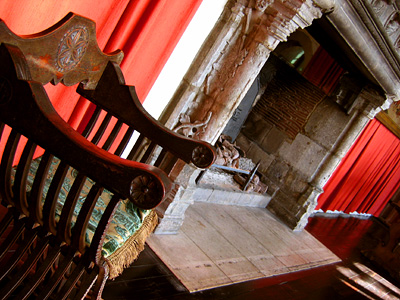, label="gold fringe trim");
[105,210,158,279]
